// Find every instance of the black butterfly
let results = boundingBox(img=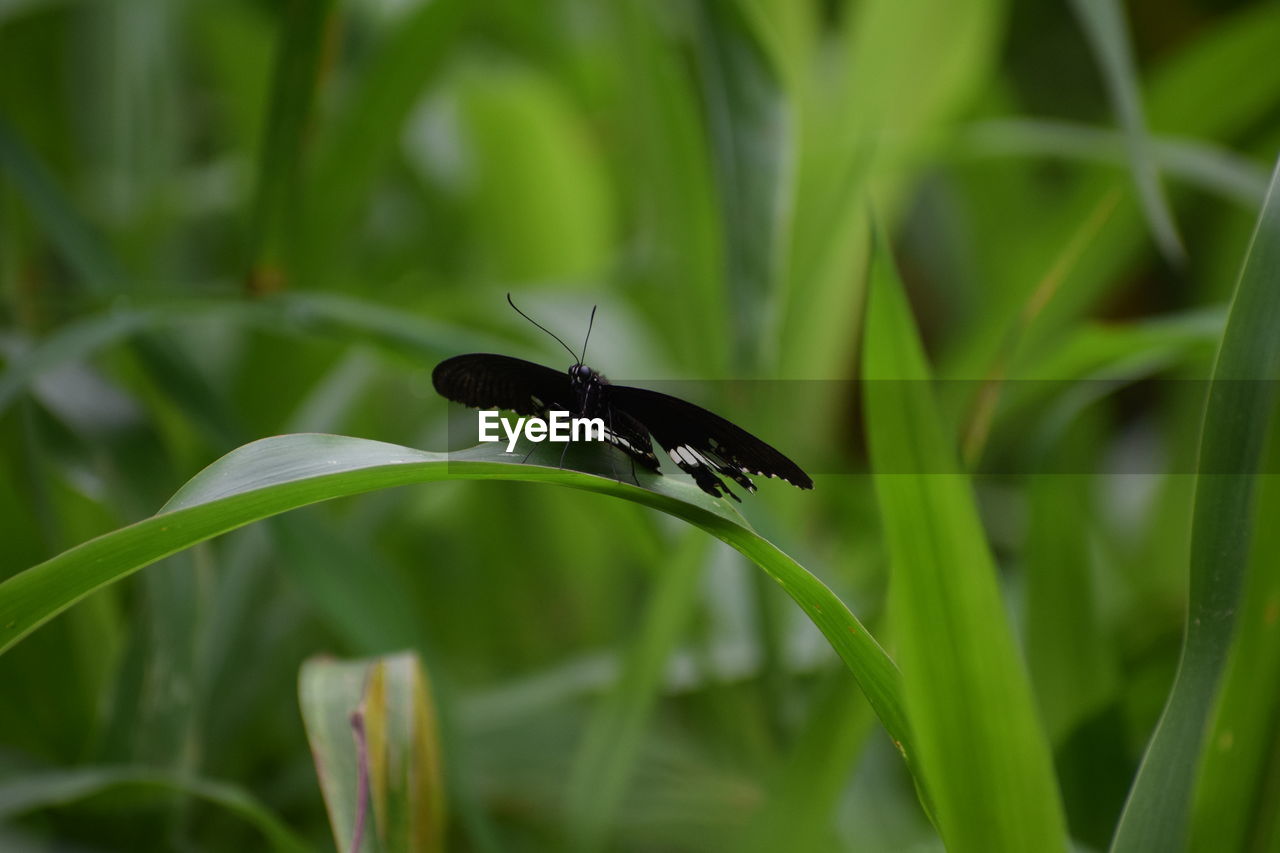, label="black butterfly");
[431,296,813,501]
